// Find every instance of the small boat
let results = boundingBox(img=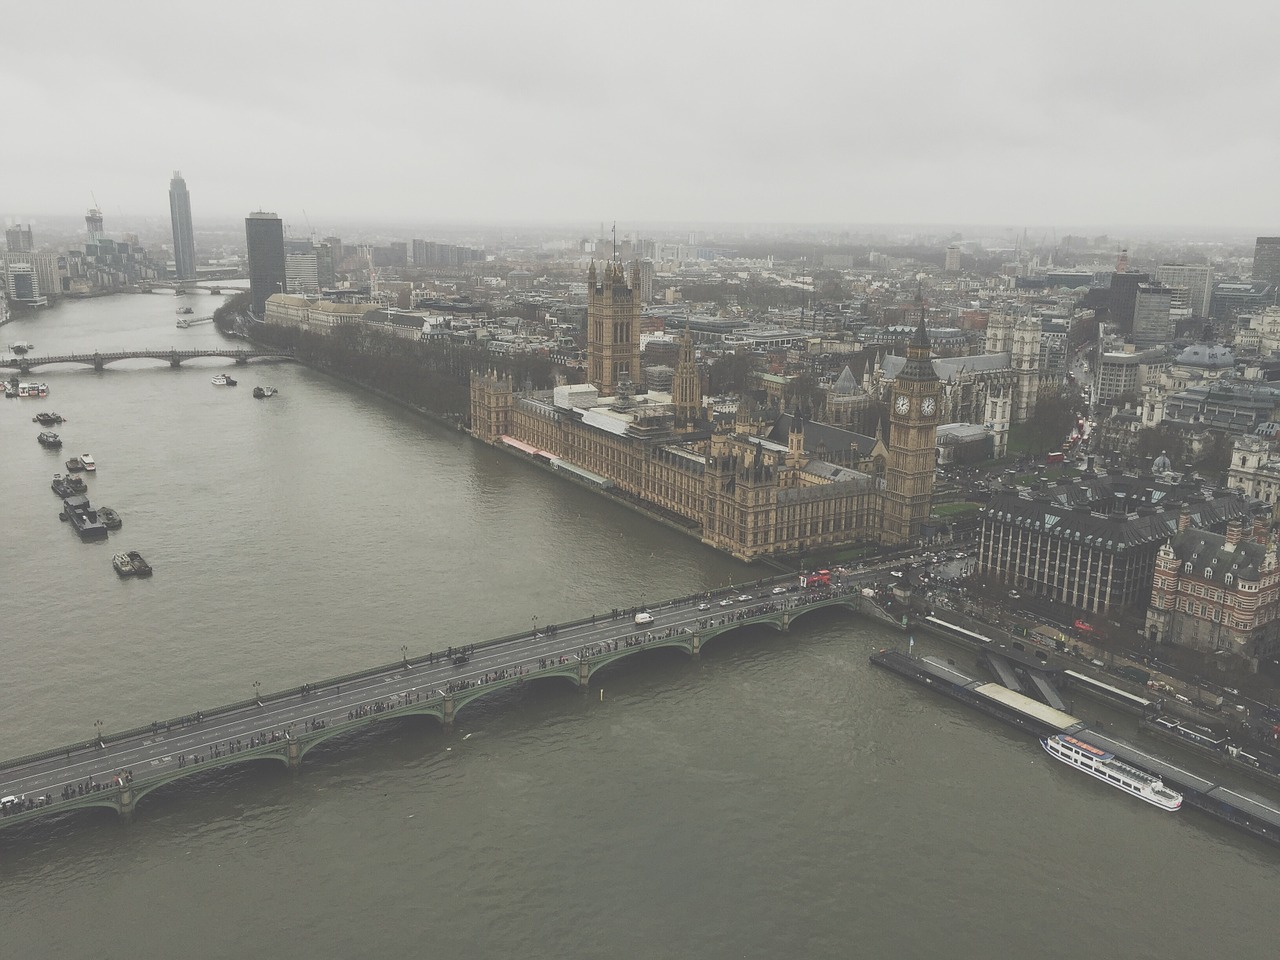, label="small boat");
[65,456,85,472]
[10,341,32,354]
[176,306,194,315]
[18,381,49,398]
[212,374,238,386]
[51,473,86,498]
[80,453,96,472]
[127,550,153,577]
[37,431,63,448]
[253,385,278,399]
[33,412,63,425]
[99,506,122,530]
[112,553,136,576]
